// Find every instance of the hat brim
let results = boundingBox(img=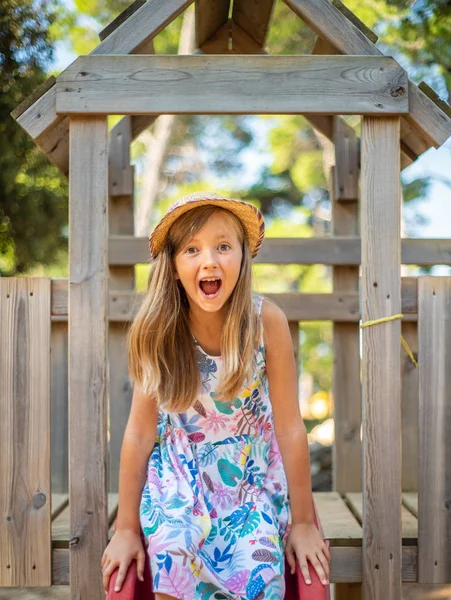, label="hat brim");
[149,196,265,259]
